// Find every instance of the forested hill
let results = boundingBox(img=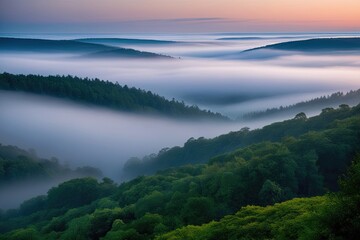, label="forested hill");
[0,37,171,59]
[240,89,360,120]
[0,73,227,120]
[244,37,360,52]
[123,103,360,179]
[159,156,360,240]
[0,144,102,186]
[76,38,178,45]
[0,105,359,239]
